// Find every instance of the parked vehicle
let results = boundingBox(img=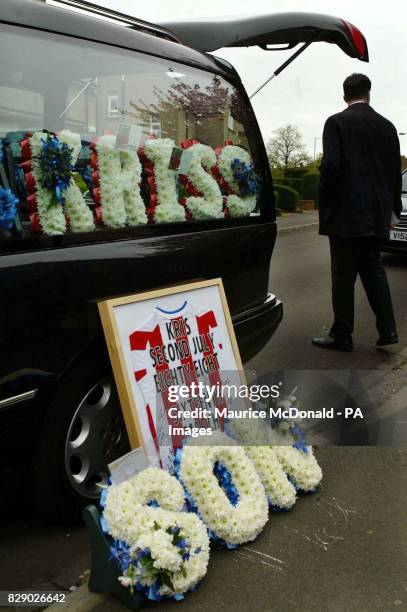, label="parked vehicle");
[383,169,407,252]
[0,0,368,519]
